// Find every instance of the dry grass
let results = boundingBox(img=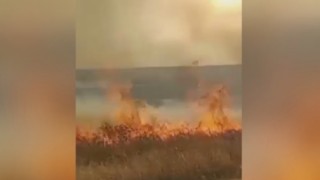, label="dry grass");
[77,131,241,180]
